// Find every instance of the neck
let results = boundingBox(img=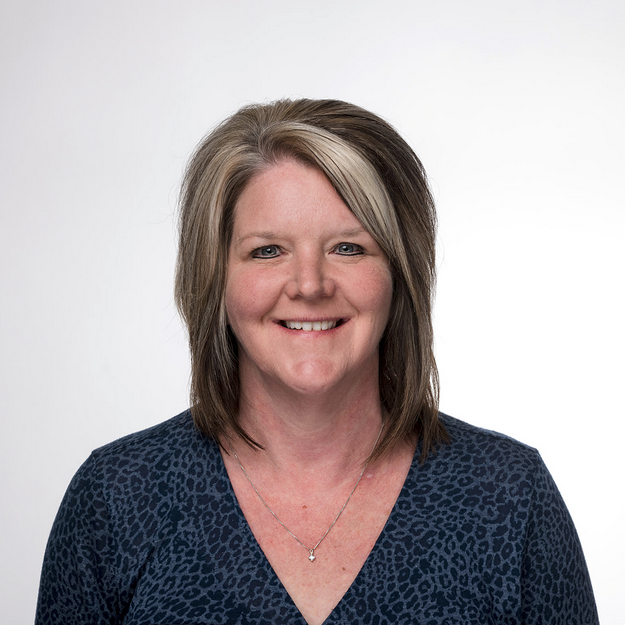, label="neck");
[229,364,386,487]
